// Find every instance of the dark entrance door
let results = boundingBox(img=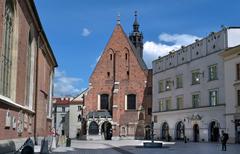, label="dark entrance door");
[235,119,240,143]
[89,121,99,135]
[102,121,112,140]
[176,121,185,140]
[193,124,199,142]
[162,122,169,140]
[210,121,219,142]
